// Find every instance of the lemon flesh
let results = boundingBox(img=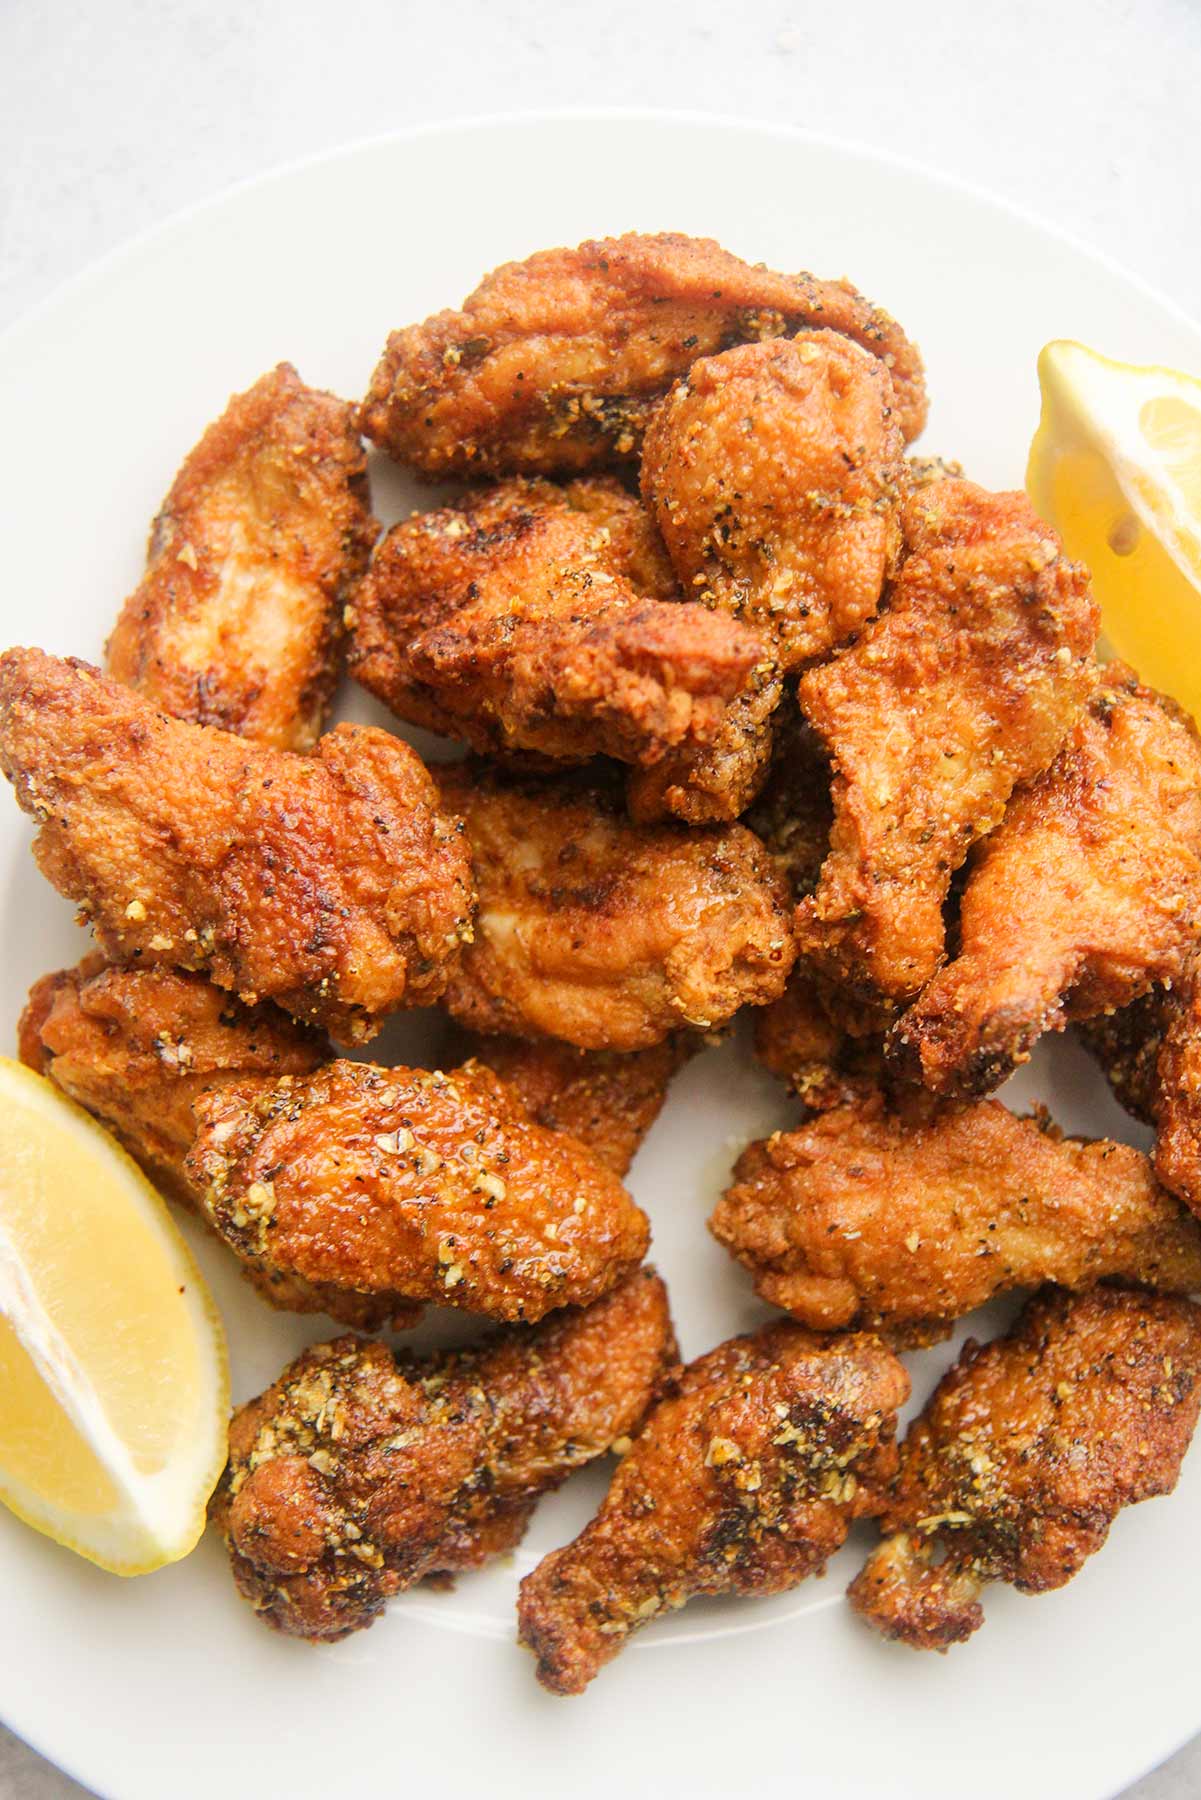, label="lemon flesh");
[1027,340,1201,722]
[0,1058,228,1573]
